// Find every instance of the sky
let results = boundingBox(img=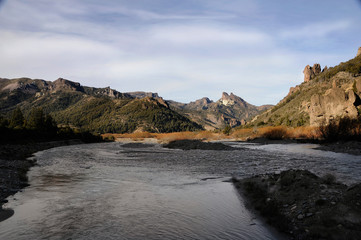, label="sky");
[1,0,361,105]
